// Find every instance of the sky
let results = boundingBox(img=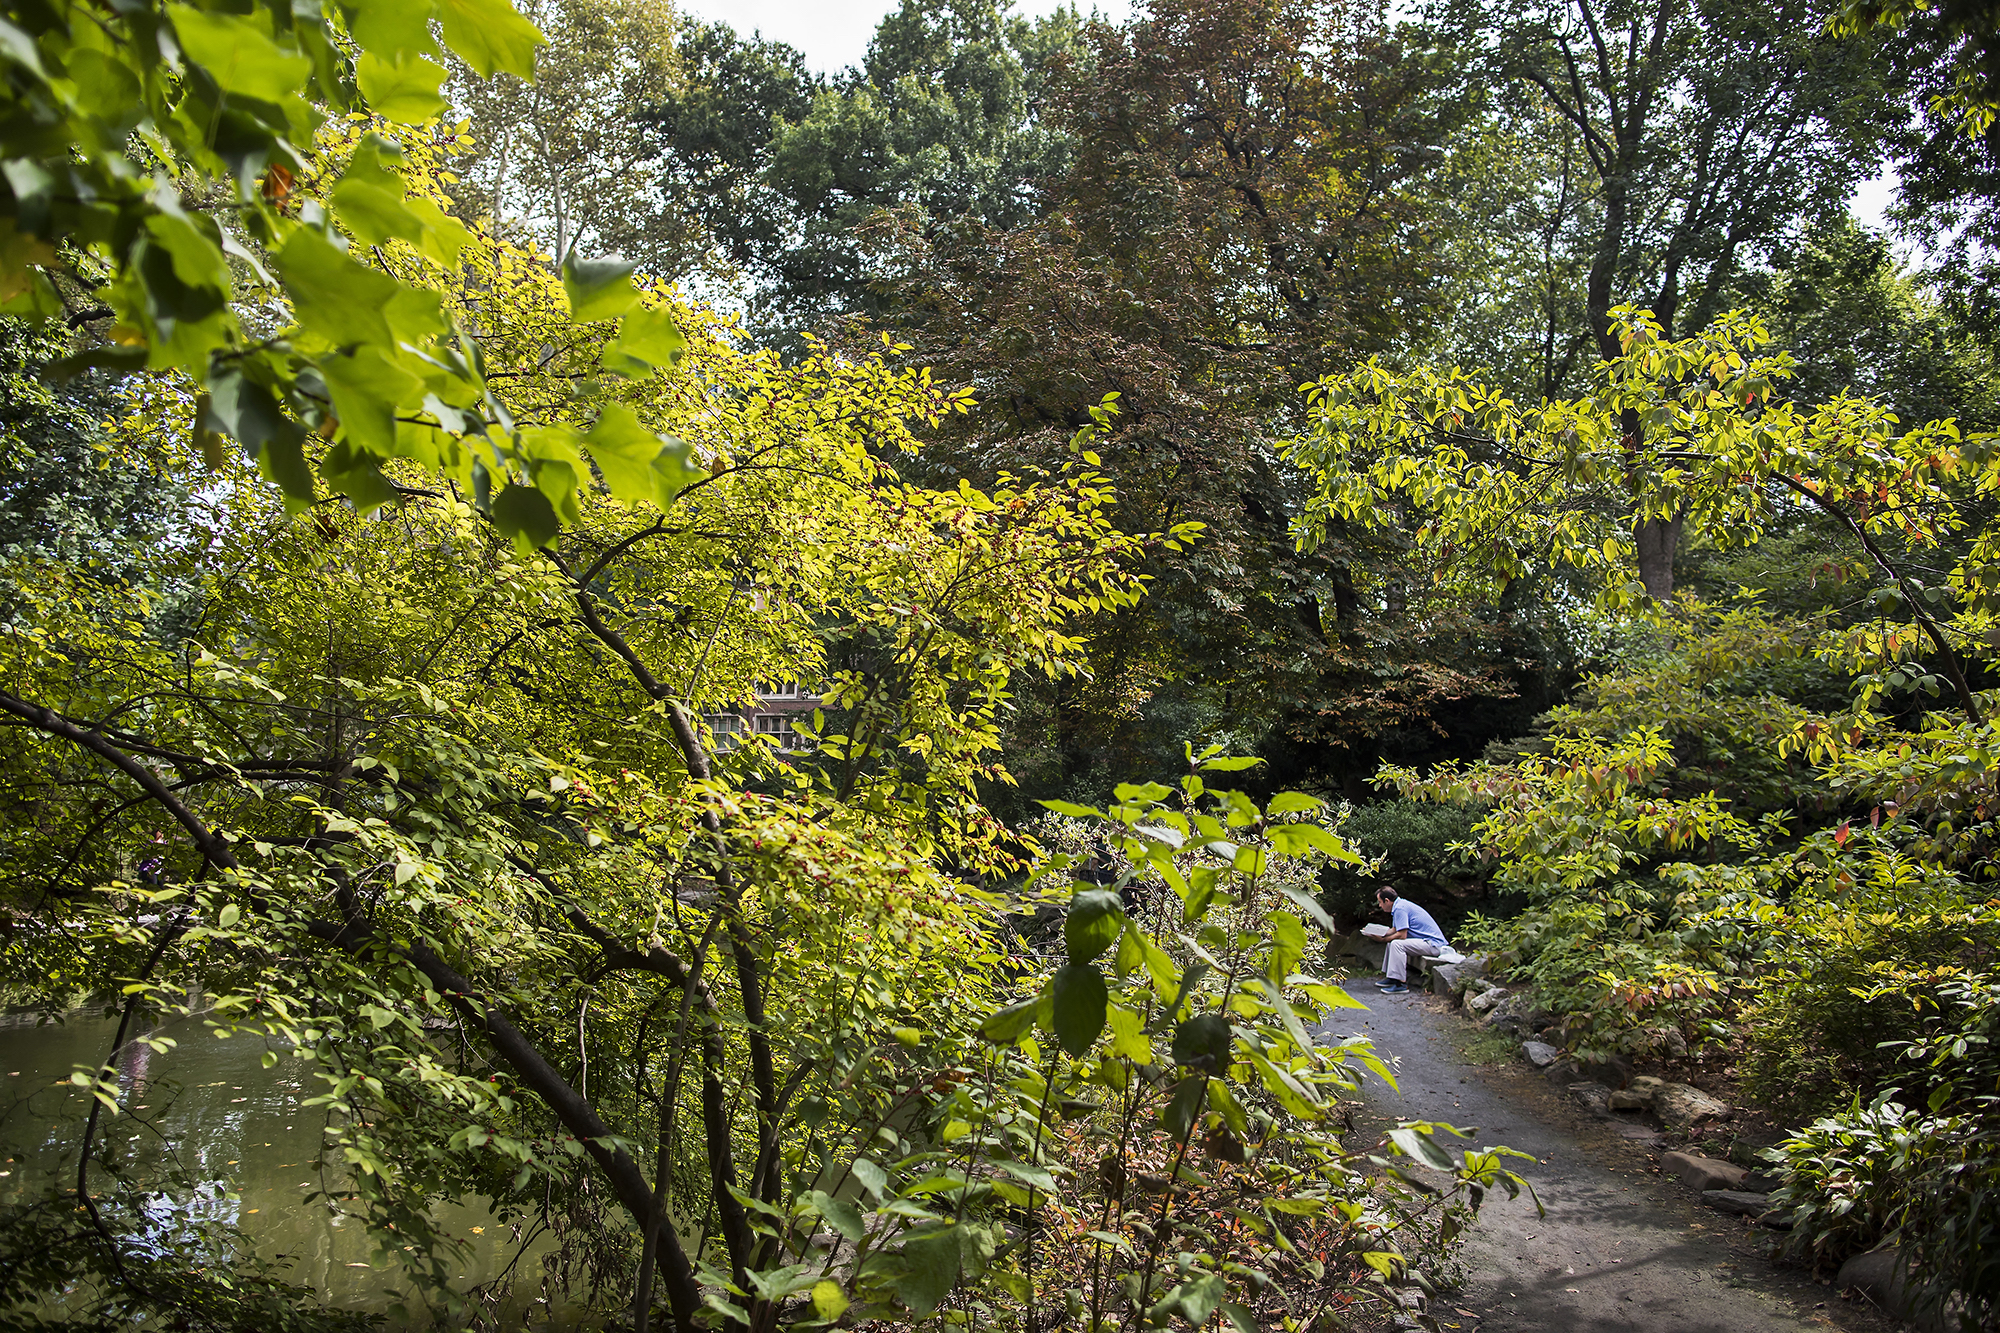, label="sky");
[676,0,1132,74]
